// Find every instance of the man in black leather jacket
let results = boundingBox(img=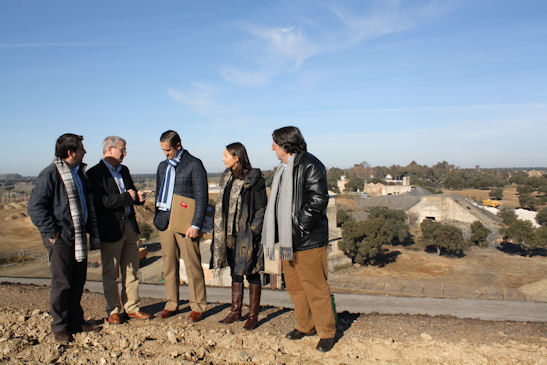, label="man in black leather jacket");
[265,126,336,352]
